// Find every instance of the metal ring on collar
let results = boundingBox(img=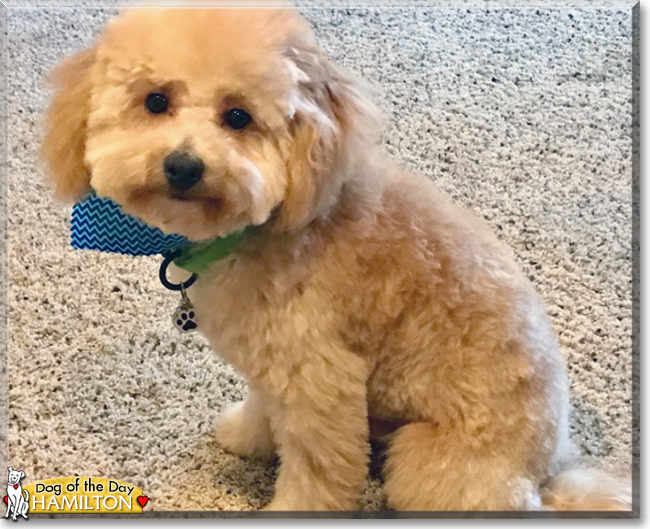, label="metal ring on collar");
[159,250,198,291]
